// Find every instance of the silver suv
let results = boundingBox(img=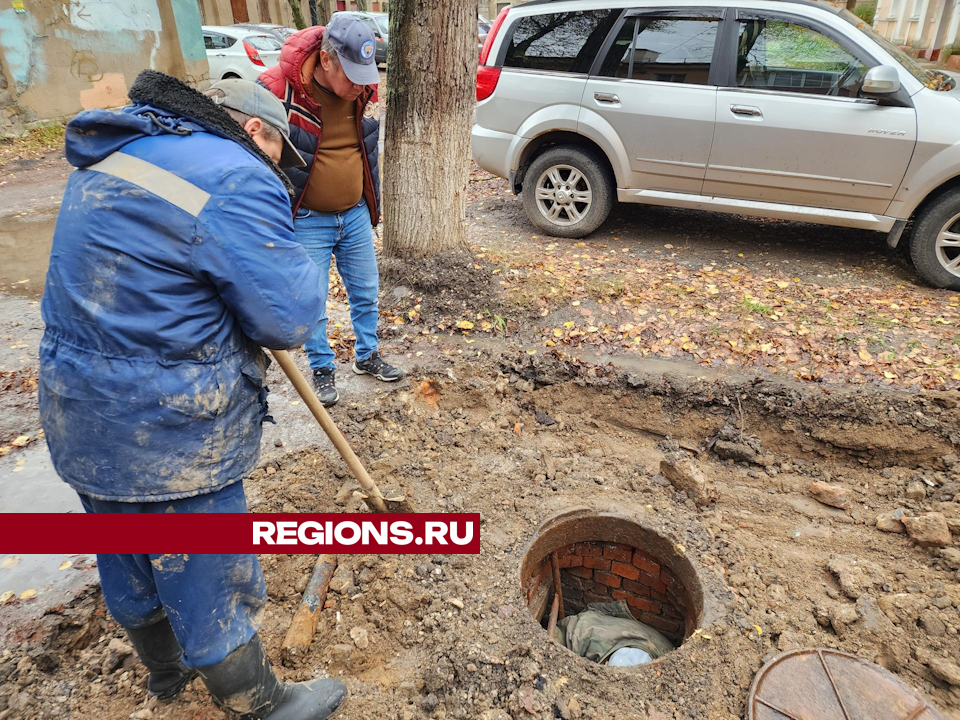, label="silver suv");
[472,0,960,289]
